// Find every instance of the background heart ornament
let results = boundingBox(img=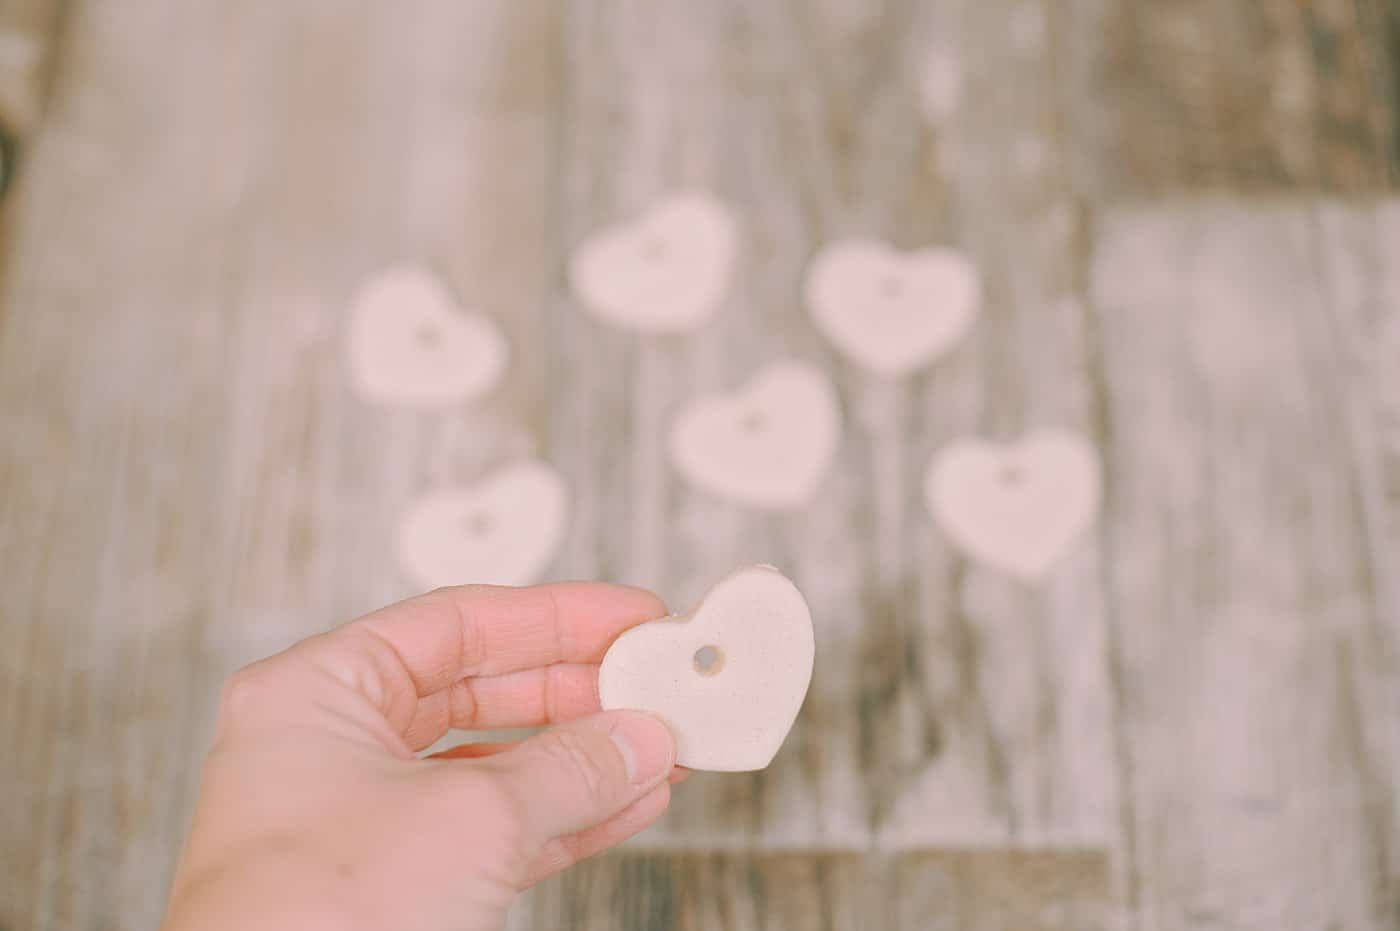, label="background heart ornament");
[567,191,739,333]
[667,360,842,510]
[346,265,508,406]
[924,429,1102,579]
[394,461,568,590]
[806,238,981,377]
[600,565,815,772]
